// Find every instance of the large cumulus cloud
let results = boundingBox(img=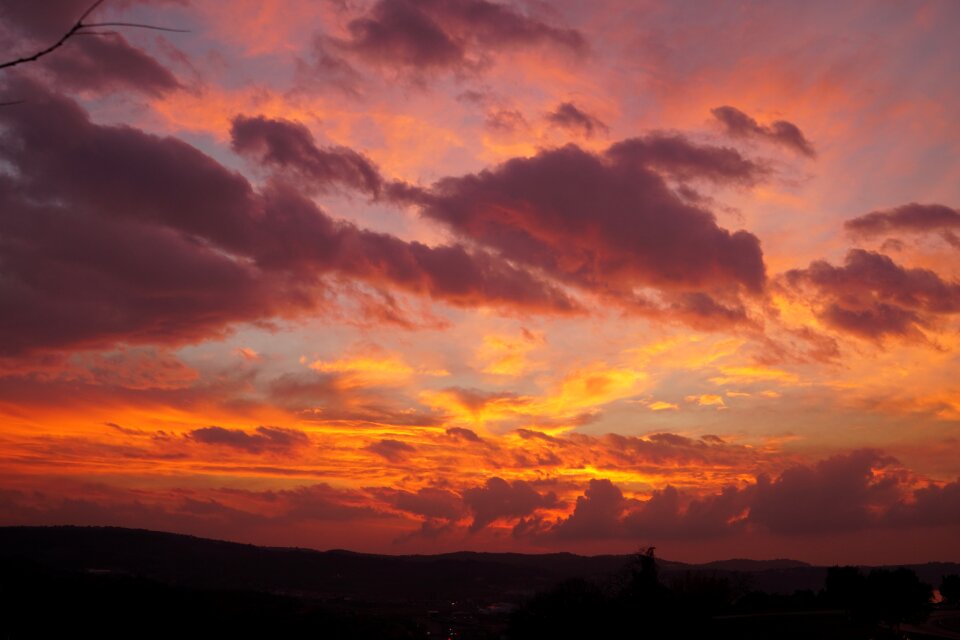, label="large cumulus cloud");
[0,79,577,356]
[419,138,767,322]
[216,112,770,328]
[517,450,960,543]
